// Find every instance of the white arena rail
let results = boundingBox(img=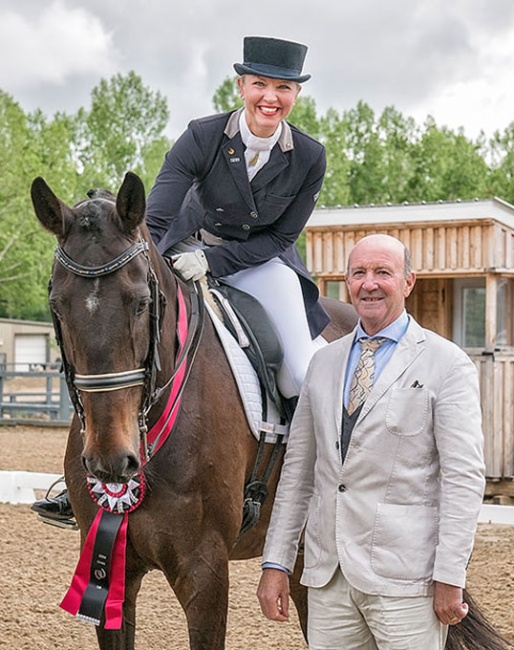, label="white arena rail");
[0,470,63,504]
